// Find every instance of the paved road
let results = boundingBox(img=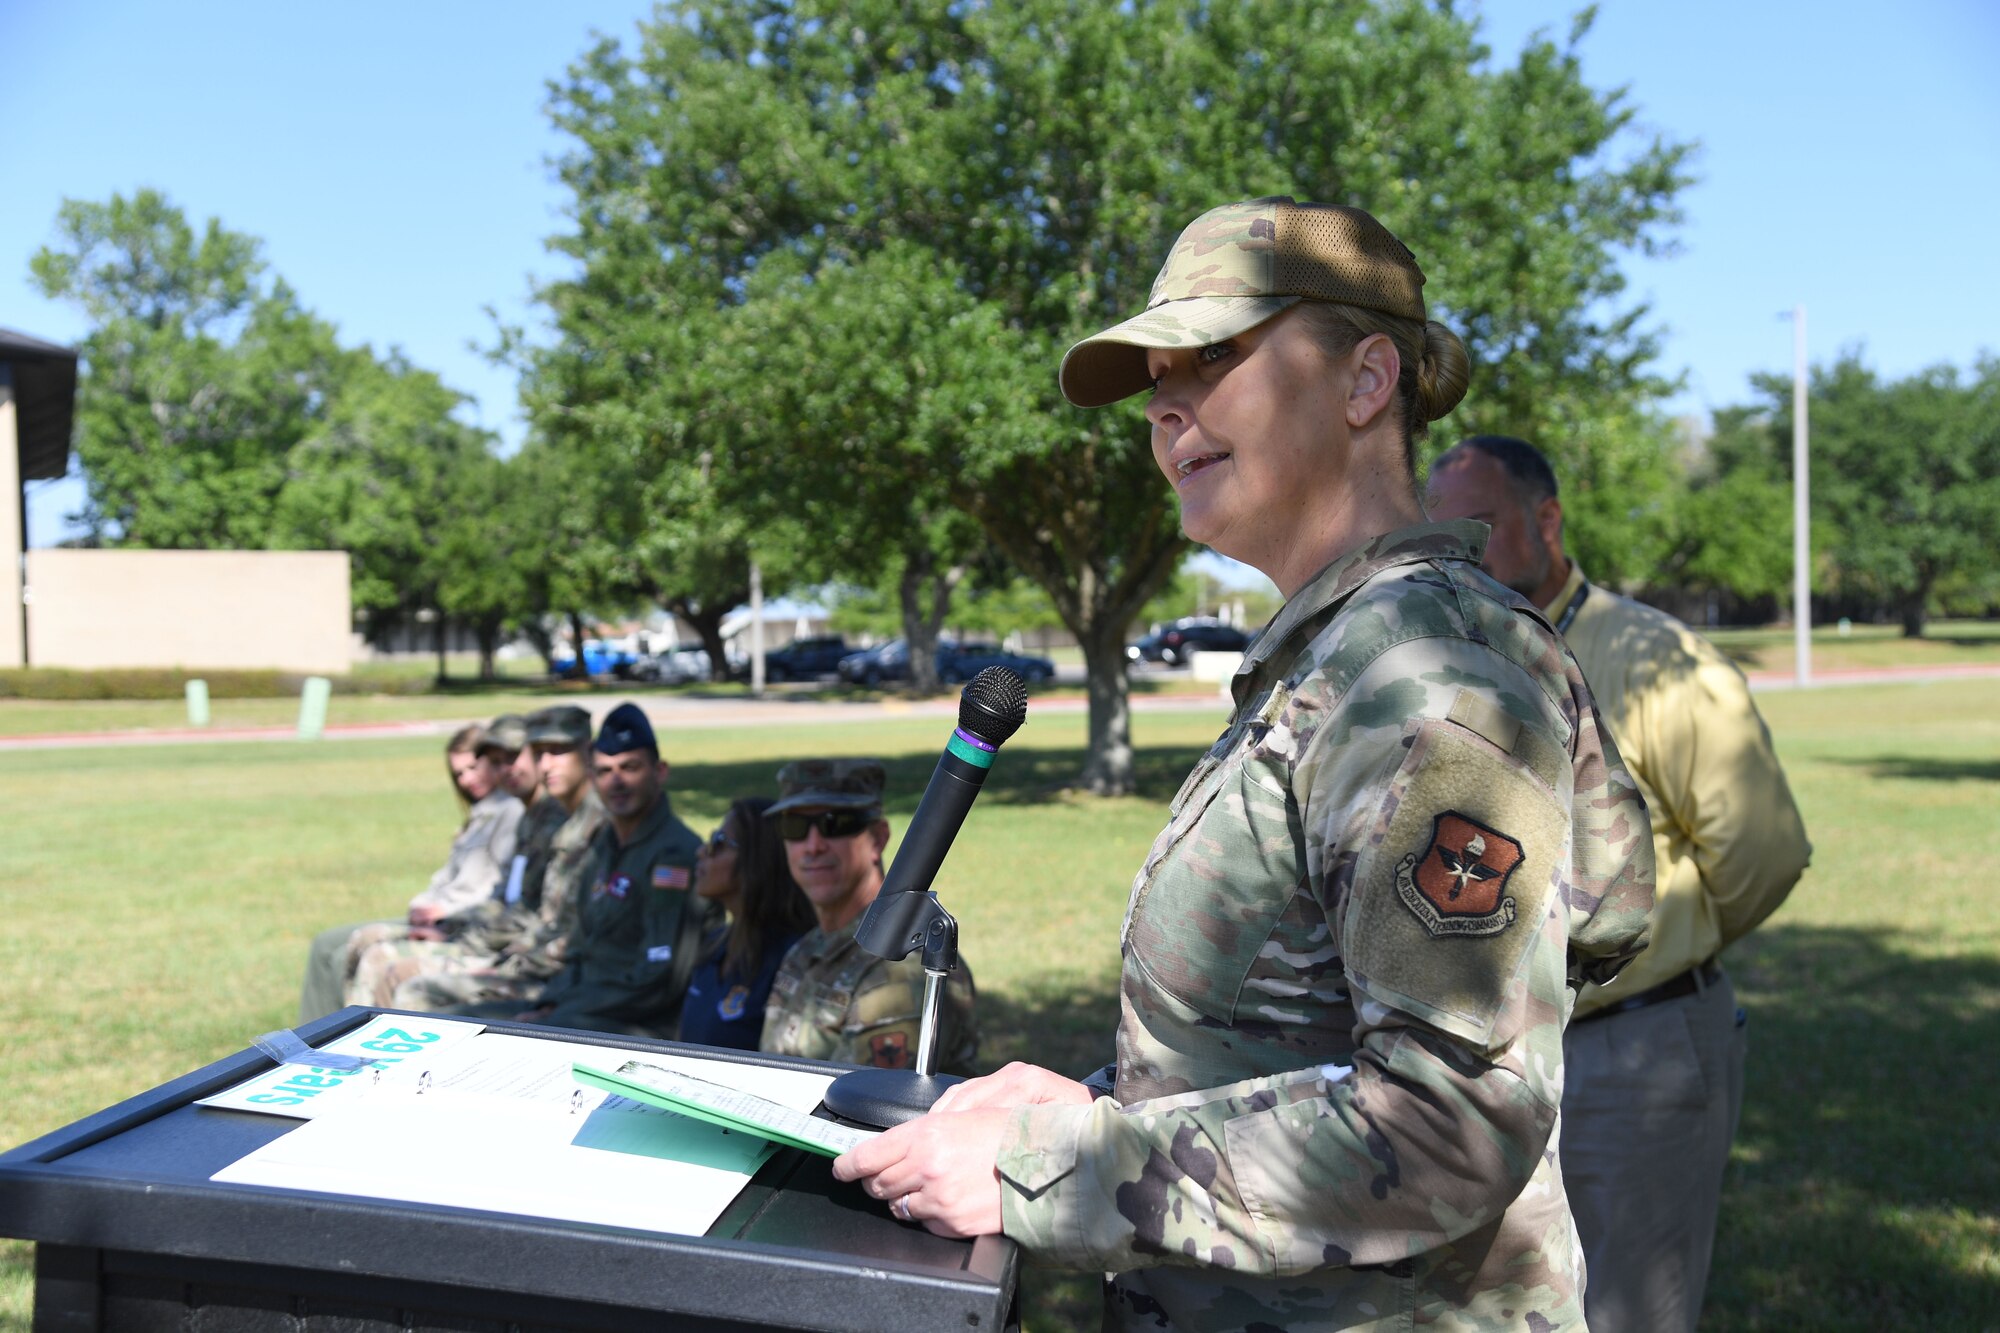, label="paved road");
[2,661,1995,753]
[0,686,1235,753]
